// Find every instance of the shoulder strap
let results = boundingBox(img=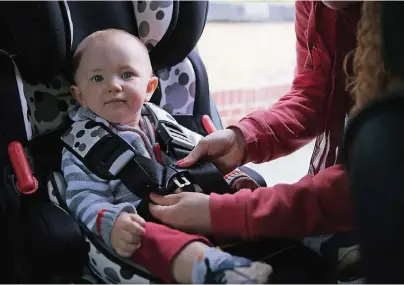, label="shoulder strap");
[61,105,233,198]
[61,119,171,197]
[143,102,199,158]
[143,103,203,142]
